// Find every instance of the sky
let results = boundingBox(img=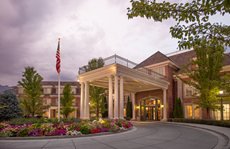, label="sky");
[0,0,229,86]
